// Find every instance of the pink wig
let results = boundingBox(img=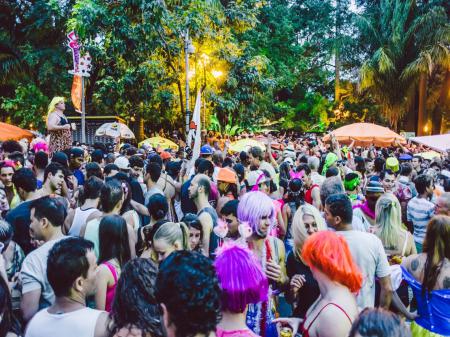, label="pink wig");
[33,141,48,153]
[237,191,275,233]
[214,243,268,313]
